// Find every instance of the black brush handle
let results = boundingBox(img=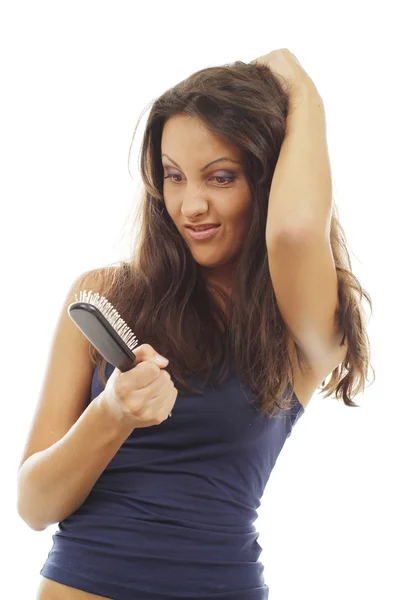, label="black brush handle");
[68,302,136,373]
